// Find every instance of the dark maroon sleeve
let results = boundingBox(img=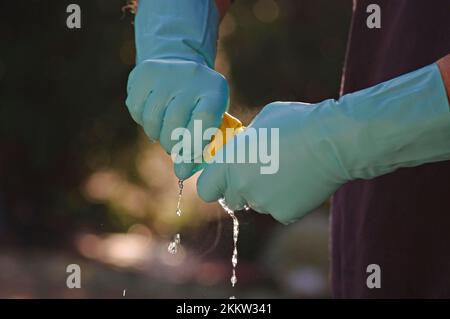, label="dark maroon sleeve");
[332,0,450,298]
